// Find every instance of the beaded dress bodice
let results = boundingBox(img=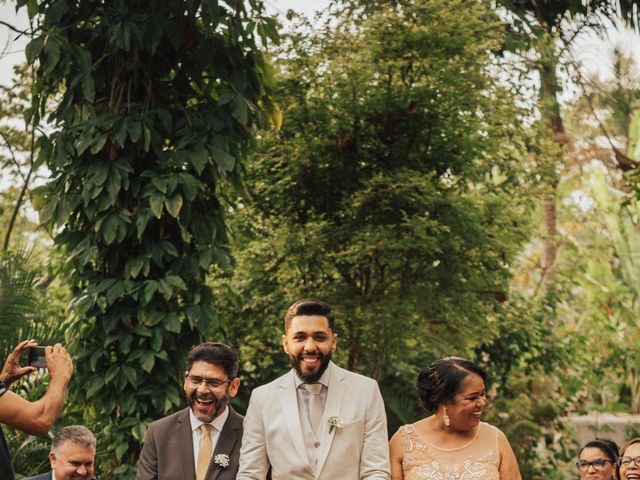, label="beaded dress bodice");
[399,422,500,480]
